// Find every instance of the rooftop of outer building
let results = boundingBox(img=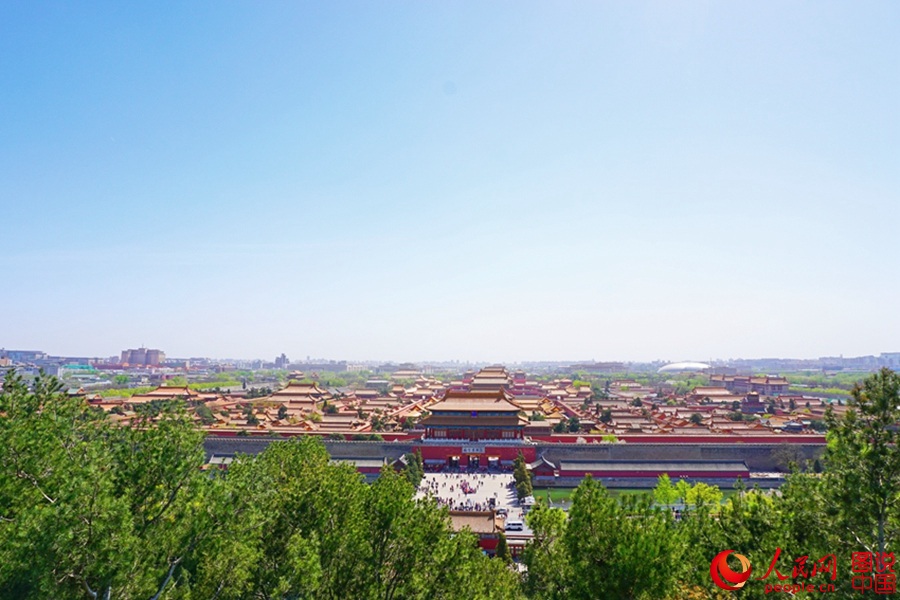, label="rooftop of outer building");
[448,510,503,535]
